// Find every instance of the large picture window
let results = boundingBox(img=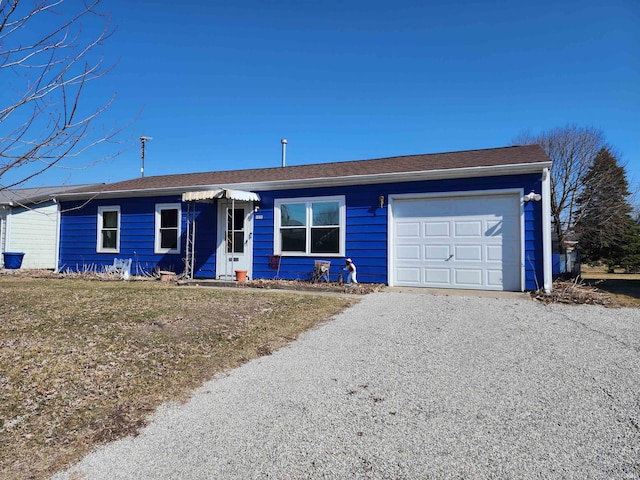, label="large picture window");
[97,206,120,253]
[274,196,345,256]
[155,203,181,254]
